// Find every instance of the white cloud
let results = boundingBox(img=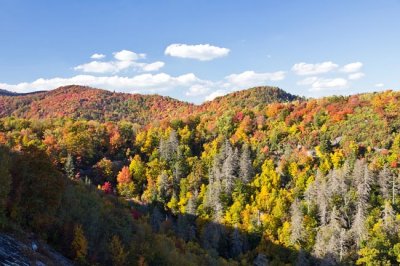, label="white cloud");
[375,83,384,88]
[308,78,348,92]
[74,61,121,73]
[348,72,365,80]
[205,90,227,101]
[298,76,348,92]
[74,50,163,74]
[296,76,318,85]
[142,61,165,72]
[340,62,363,73]
[186,84,210,97]
[114,50,145,61]
[292,61,338,75]
[224,70,285,88]
[91,53,106,60]
[165,43,230,61]
[0,73,203,94]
